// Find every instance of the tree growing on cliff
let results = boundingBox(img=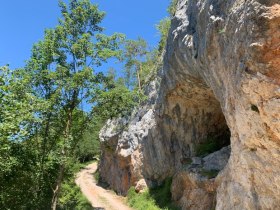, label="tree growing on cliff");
[123,38,148,91]
[121,0,177,90]
[156,17,171,56]
[168,0,179,16]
